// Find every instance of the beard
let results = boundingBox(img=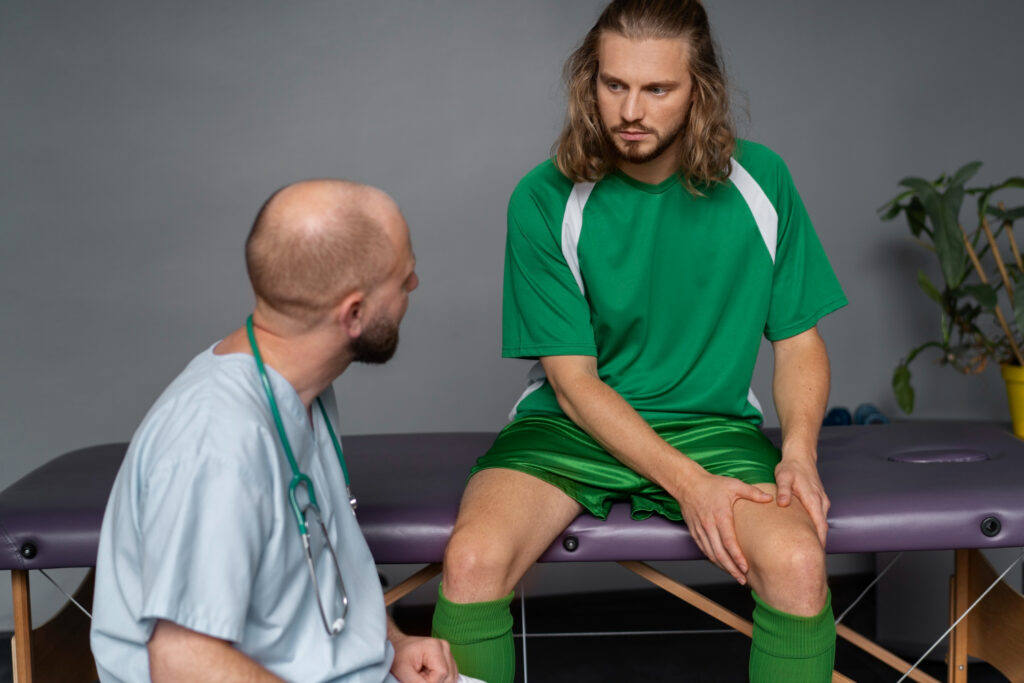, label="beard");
[604,118,687,165]
[350,313,400,365]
